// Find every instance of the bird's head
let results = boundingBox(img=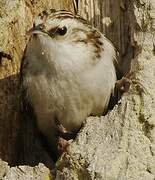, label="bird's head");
[24,10,112,75]
[28,10,92,44]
